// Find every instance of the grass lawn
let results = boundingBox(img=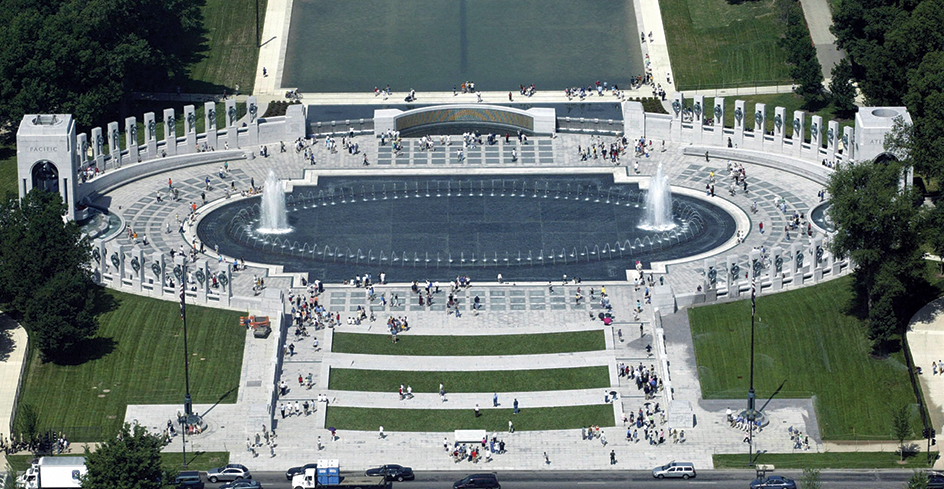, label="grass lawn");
[328,366,609,393]
[331,330,605,356]
[0,144,16,198]
[714,451,938,469]
[15,288,245,441]
[186,0,267,94]
[5,452,230,473]
[660,0,792,90]
[682,94,854,142]
[325,405,613,432]
[689,276,922,440]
